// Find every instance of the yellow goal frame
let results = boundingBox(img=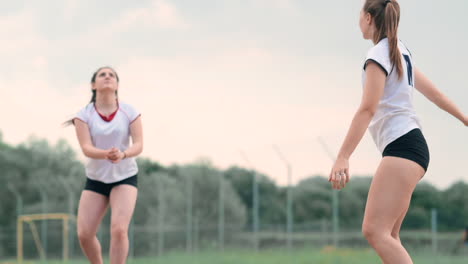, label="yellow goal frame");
[17,213,72,264]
